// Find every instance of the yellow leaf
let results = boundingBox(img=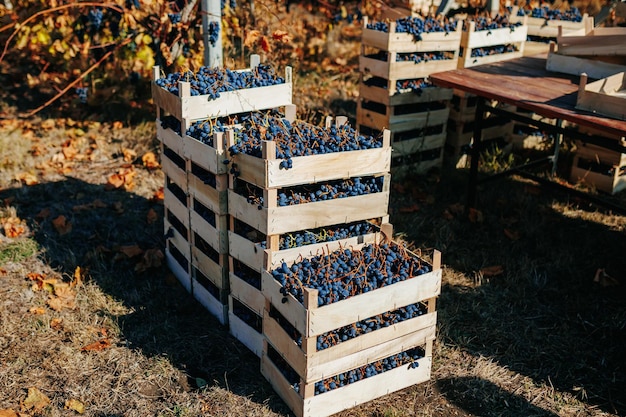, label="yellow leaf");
[142,152,160,169]
[29,307,46,315]
[123,148,137,162]
[72,266,84,288]
[22,387,50,412]
[65,399,85,414]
